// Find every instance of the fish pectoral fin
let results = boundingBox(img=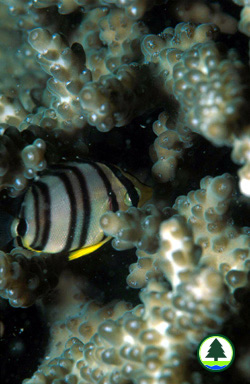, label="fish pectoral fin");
[68,236,112,261]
